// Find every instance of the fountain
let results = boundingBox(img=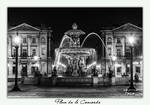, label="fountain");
[54,23,97,77]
